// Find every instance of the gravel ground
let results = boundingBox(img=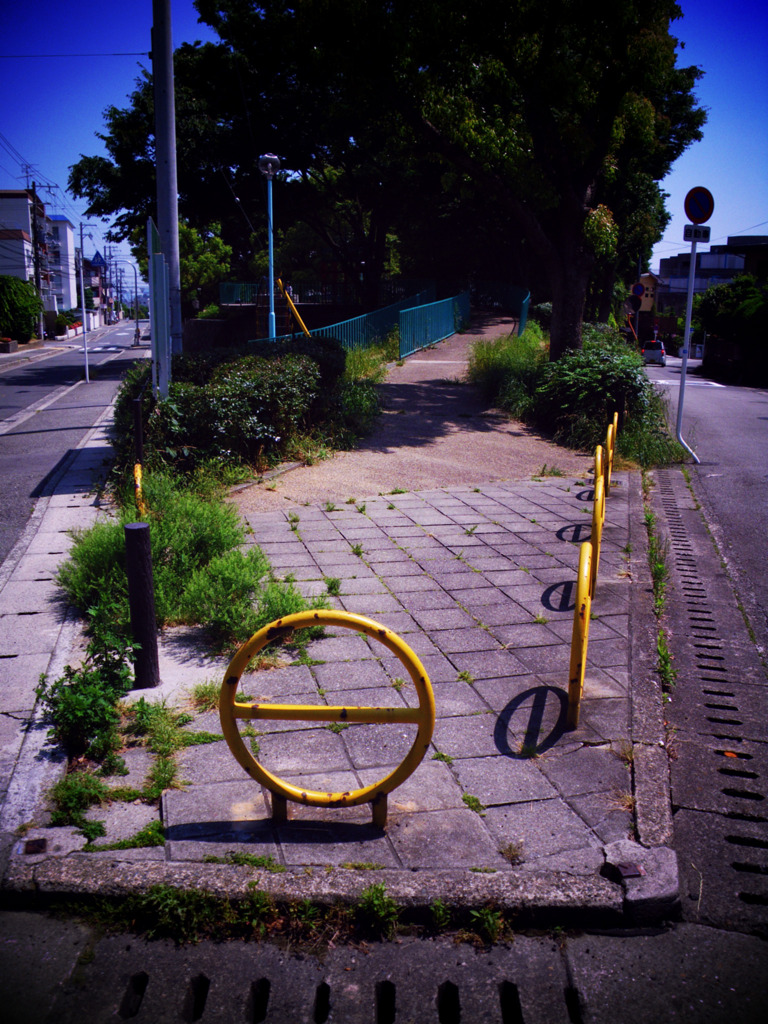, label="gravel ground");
[230,317,592,515]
